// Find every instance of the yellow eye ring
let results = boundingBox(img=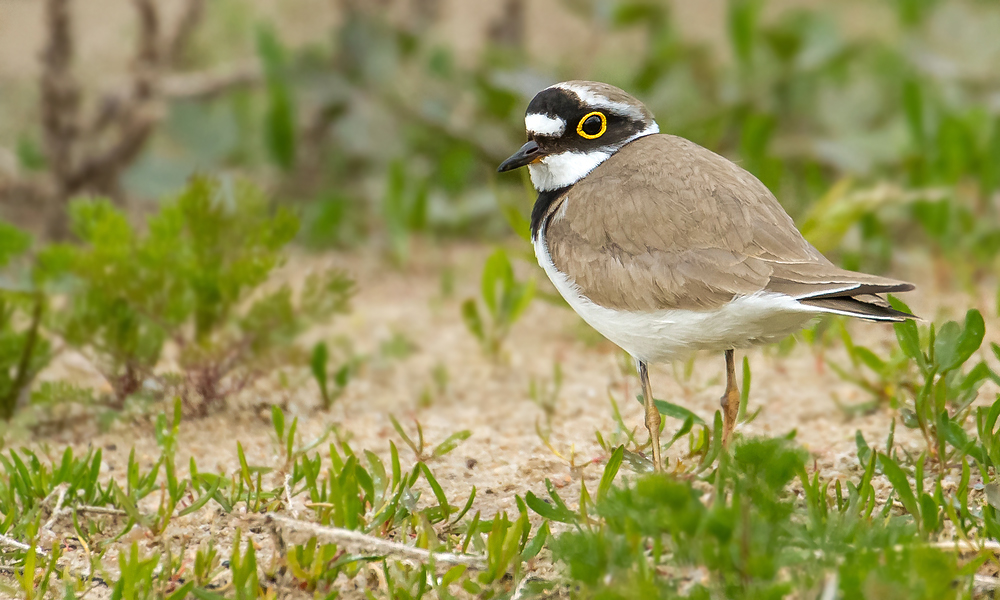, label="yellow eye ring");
[577,111,607,139]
